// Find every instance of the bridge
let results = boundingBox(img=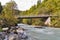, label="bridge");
[16,15,57,19]
[15,15,58,26]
